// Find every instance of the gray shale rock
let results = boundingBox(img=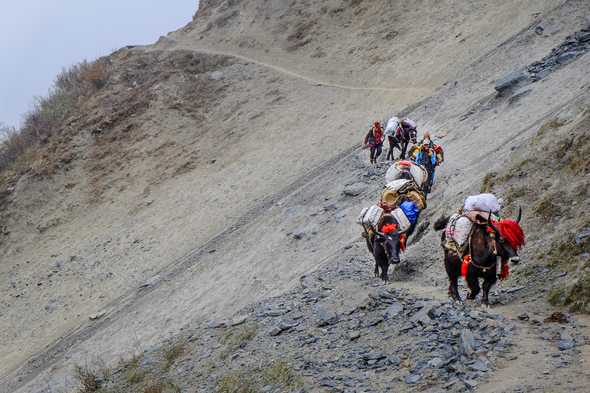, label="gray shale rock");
[383,303,404,320]
[460,329,476,356]
[405,373,422,384]
[428,357,444,368]
[575,228,590,246]
[495,70,529,93]
[342,182,368,197]
[316,306,339,327]
[269,320,299,336]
